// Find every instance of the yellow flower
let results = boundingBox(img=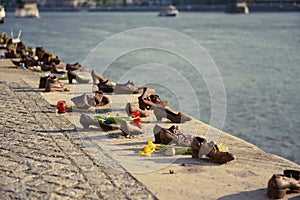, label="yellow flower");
[217,143,229,152]
[139,141,157,156]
